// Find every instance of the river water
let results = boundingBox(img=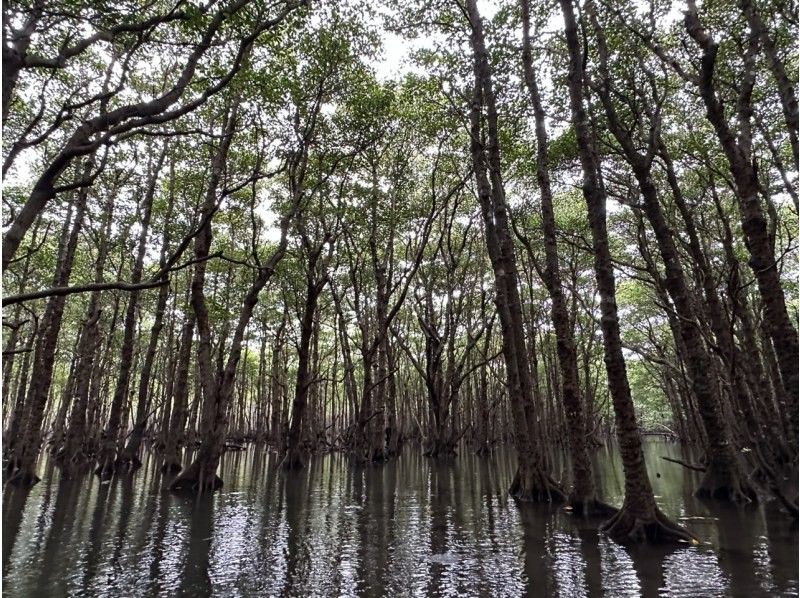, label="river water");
[2,440,797,597]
